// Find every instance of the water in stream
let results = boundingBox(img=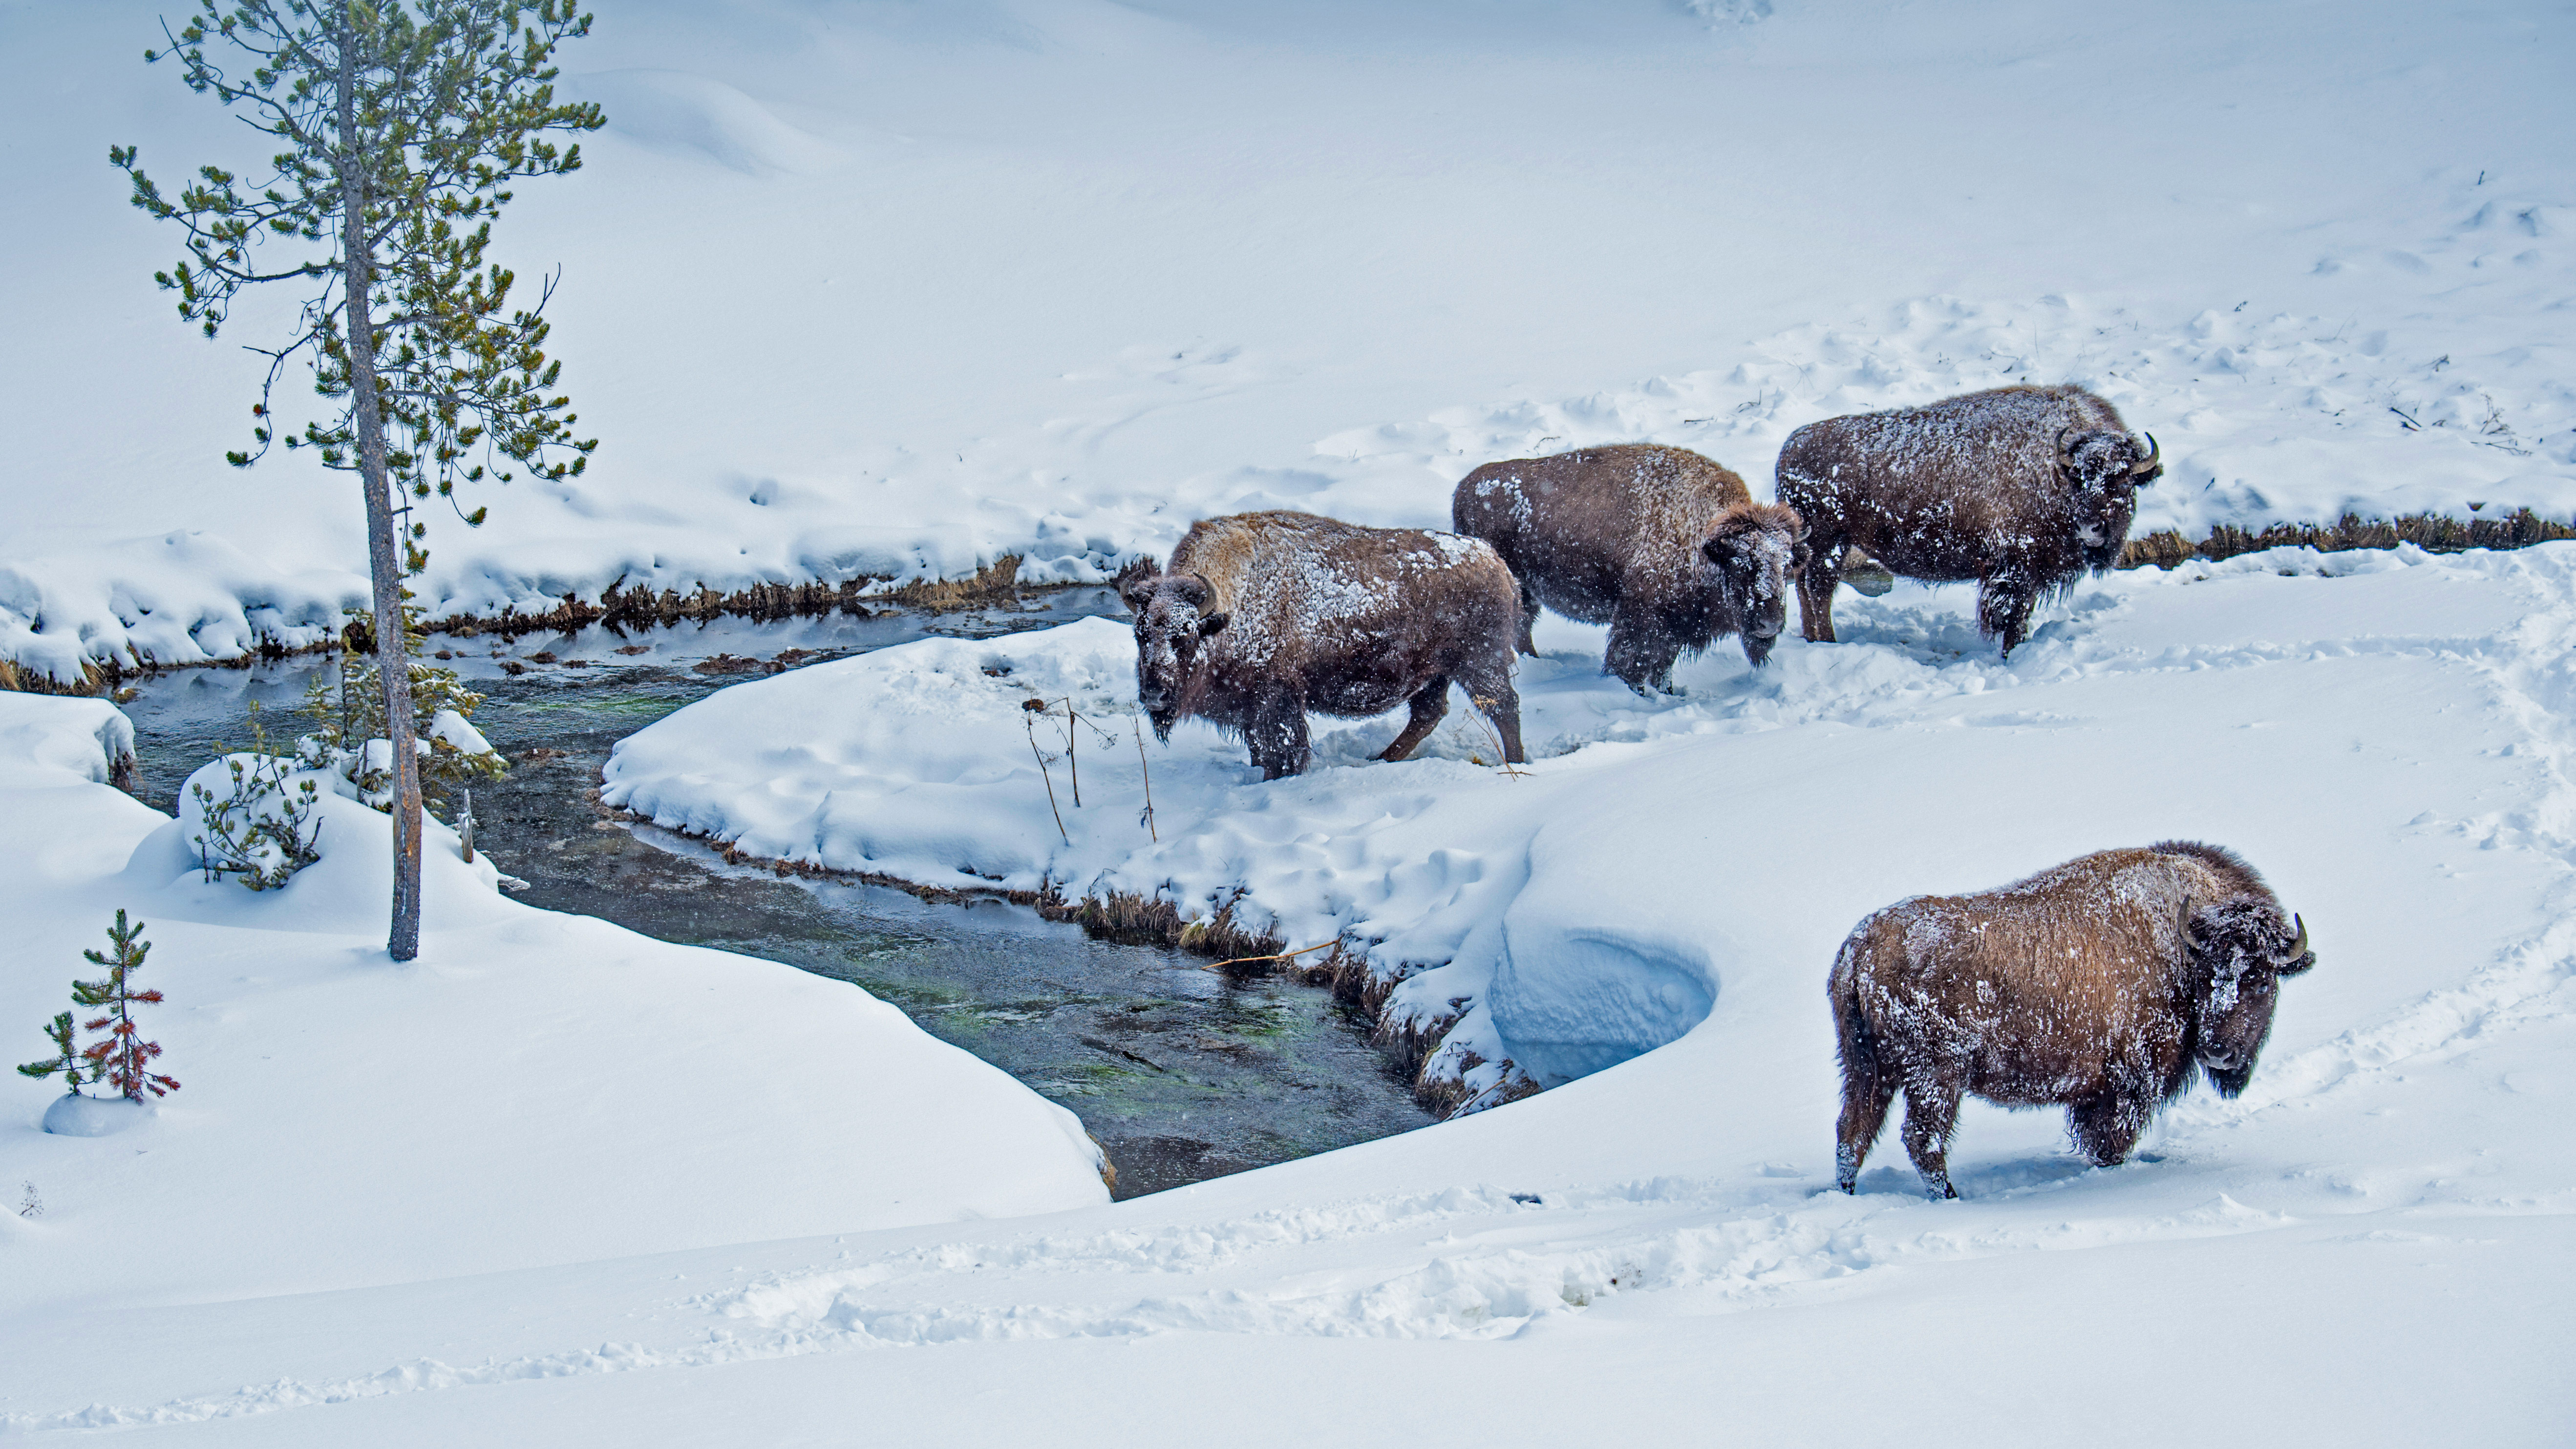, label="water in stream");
[115,593,1434,1198]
